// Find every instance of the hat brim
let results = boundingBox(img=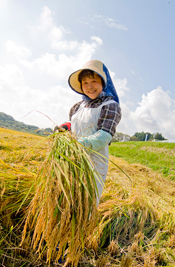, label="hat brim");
[68,69,84,95]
